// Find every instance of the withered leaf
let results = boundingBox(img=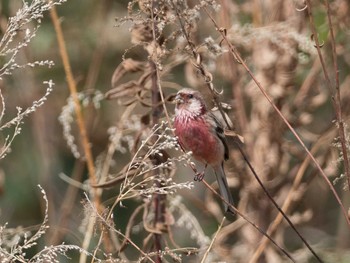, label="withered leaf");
[105,82,143,100]
[111,58,145,88]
